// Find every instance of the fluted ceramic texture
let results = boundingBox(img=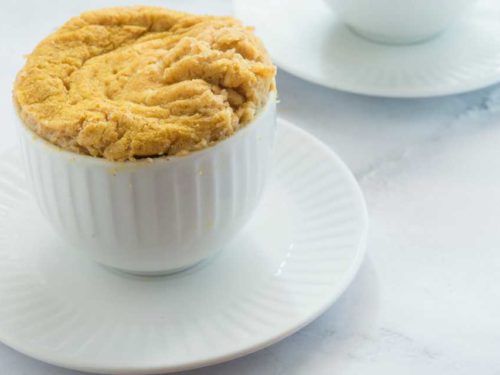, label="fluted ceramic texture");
[0,120,367,374]
[19,99,276,274]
